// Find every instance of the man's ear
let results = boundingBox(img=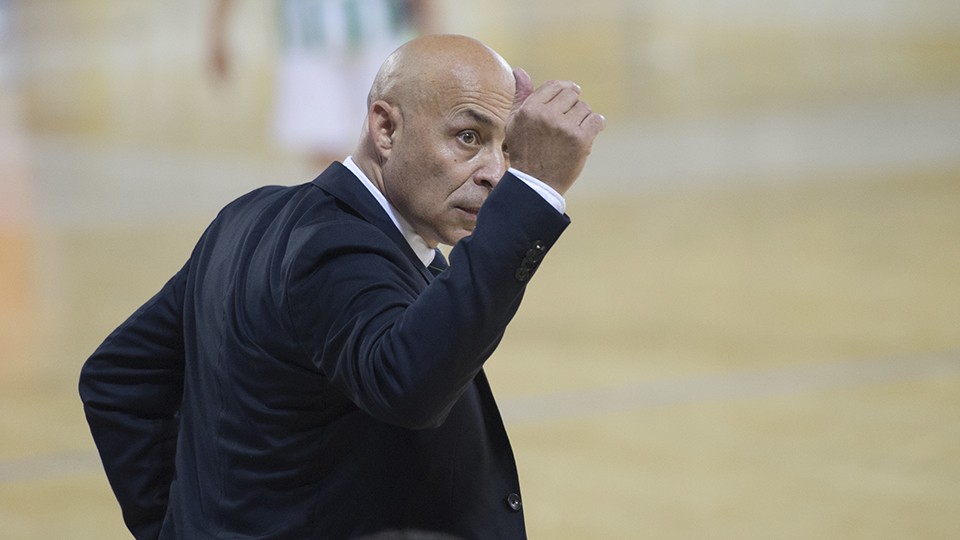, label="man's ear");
[368,100,399,158]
